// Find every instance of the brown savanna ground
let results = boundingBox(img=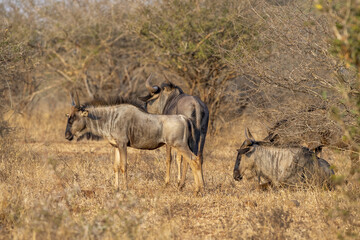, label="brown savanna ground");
[0,109,359,240]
